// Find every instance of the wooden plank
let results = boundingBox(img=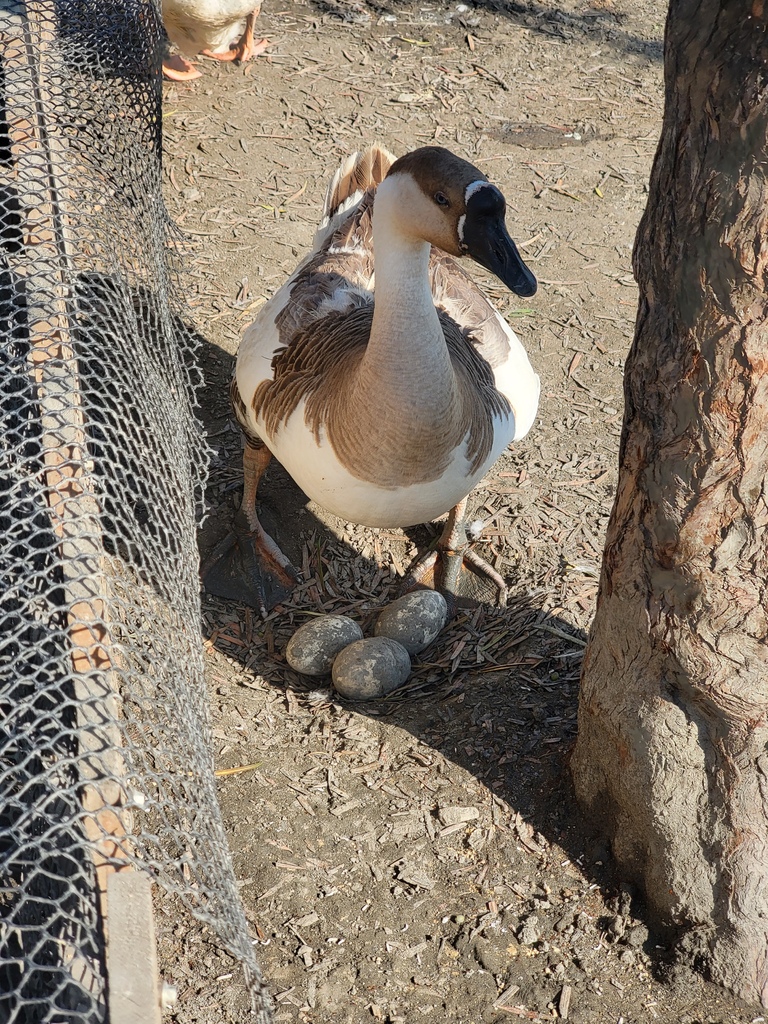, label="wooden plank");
[106,872,163,1024]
